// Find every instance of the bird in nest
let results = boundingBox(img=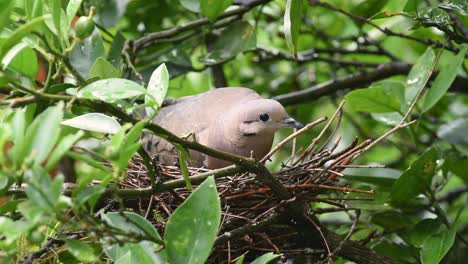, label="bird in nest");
[143,87,303,169]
